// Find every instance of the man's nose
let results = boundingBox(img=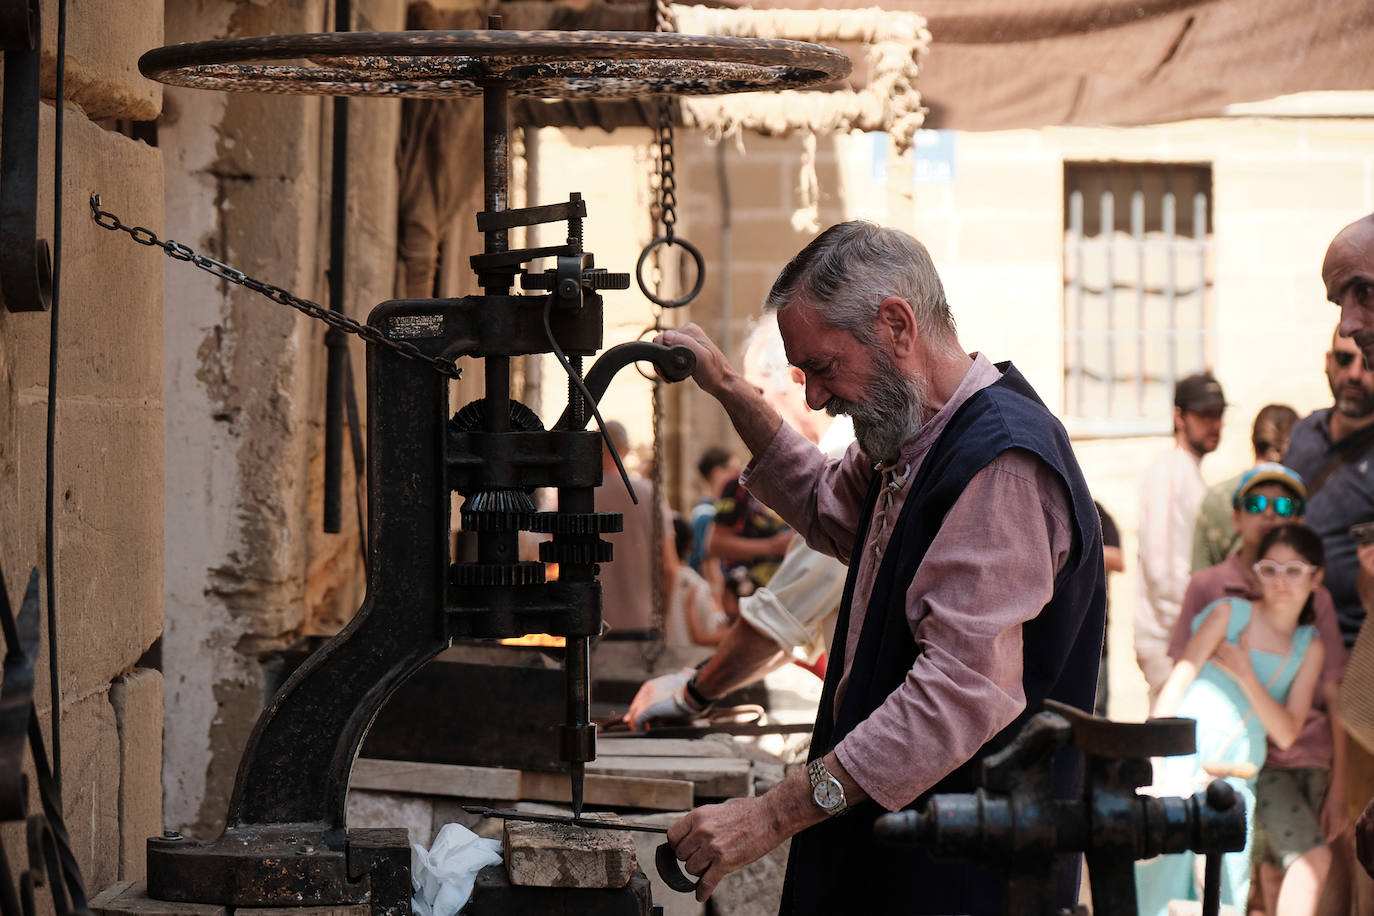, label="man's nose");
[1339,305,1366,339]
[804,376,829,411]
